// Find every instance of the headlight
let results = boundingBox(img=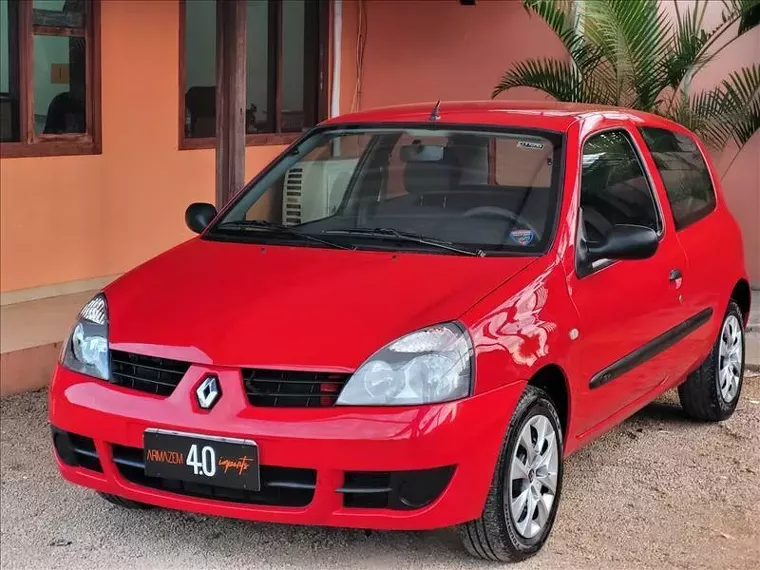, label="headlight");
[336,322,474,406]
[61,293,110,380]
